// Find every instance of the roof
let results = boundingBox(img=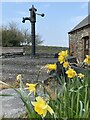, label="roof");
[68,15,90,33]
